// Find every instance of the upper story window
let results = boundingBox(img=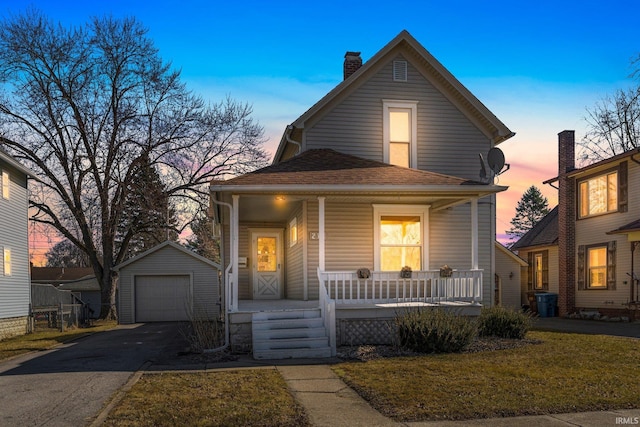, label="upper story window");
[2,170,8,199]
[578,170,617,218]
[383,100,418,169]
